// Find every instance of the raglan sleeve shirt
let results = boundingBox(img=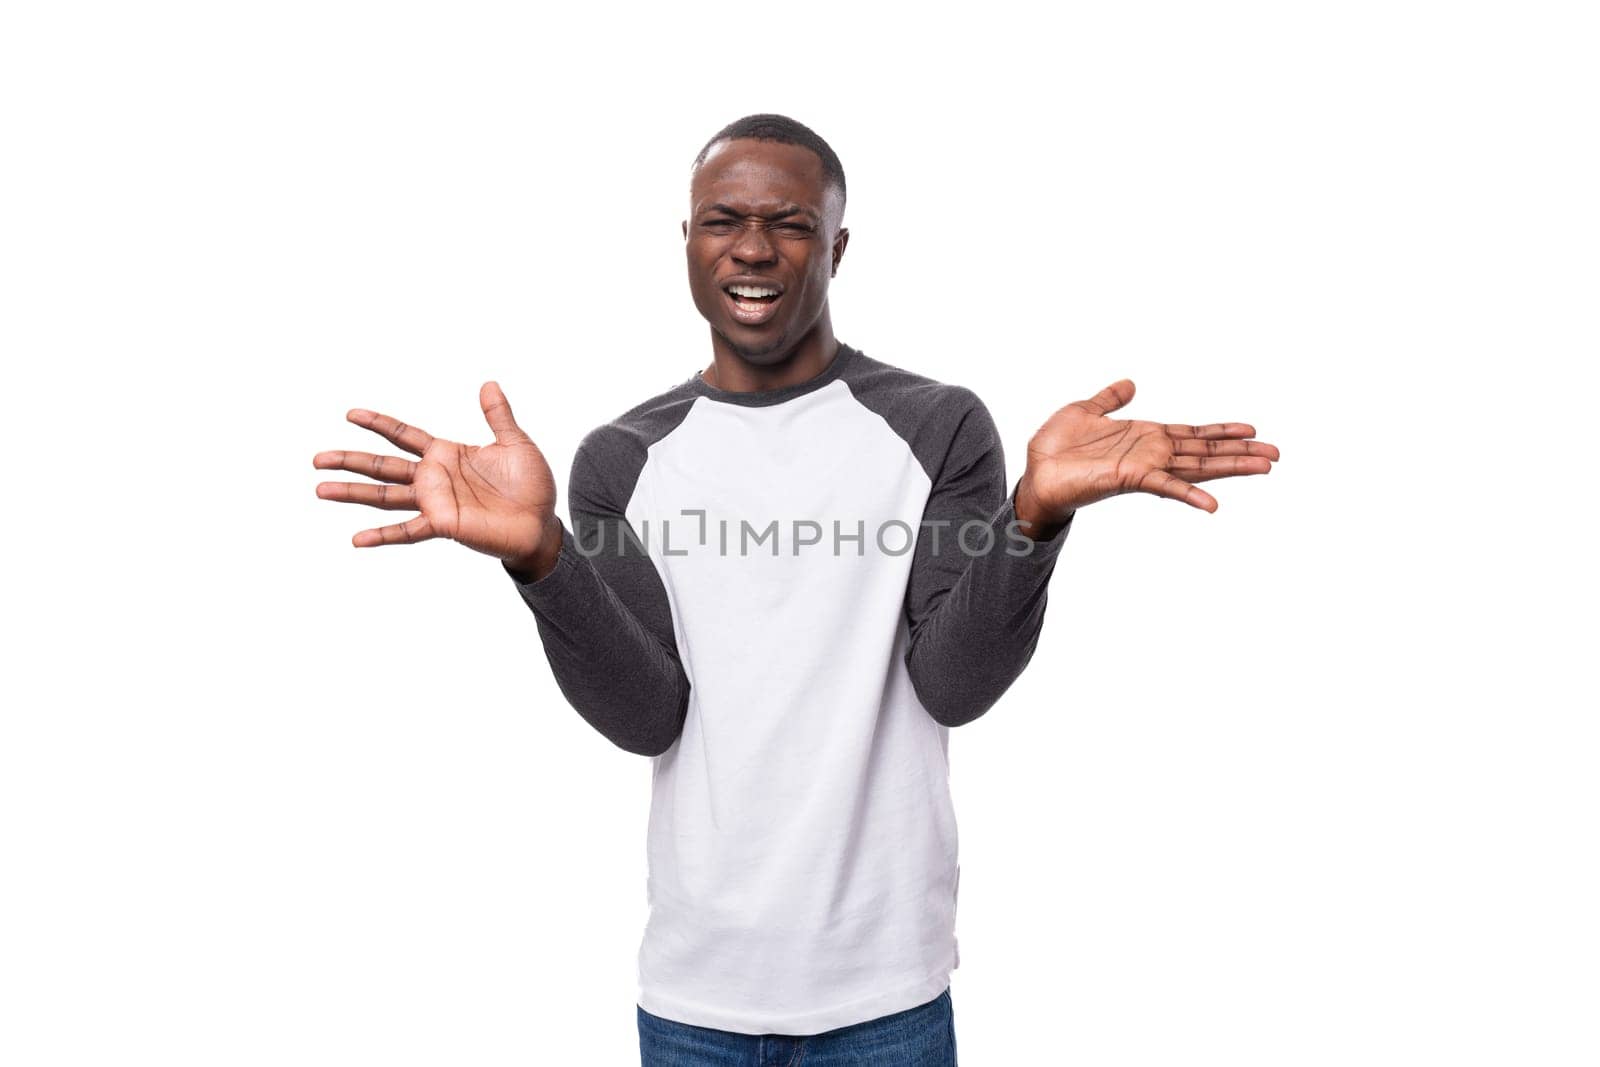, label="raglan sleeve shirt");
[498,343,1078,1036]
